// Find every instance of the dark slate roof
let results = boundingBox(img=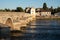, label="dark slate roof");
[36,8,51,12]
